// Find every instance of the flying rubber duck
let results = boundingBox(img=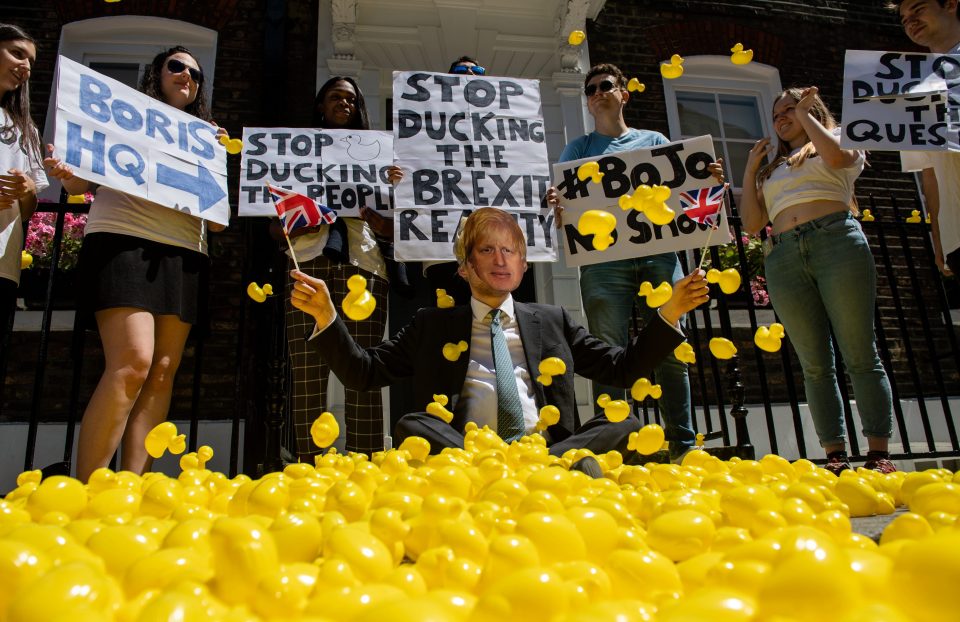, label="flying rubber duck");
[577,161,604,184]
[619,184,675,225]
[597,393,630,423]
[577,210,617,251]
[630,377,662,401]
[218,133,243,154]
[627,78,645,93]
[66,194,88,204]
[754,323,785,352]
[637,281,673,308]
[436,288,456,308]
[342,274,376,320]
[536,357,567,385]
[628,423,665,455]
[709,337,738,360]
[675,342,696,364]
[861,209,875,222]
[567,30,586,46]
[426,394,454,424]
[246,282,274,303]
[730,43,754,65]
[144,421,187,459]
[20,250,32,270]
[905,210,922,223]
[536,405,560,431]
[660,54,685,79]
[442,341,468,362]
[310,411,339,448]
[706,268,742,294]
[179,445,214,471]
